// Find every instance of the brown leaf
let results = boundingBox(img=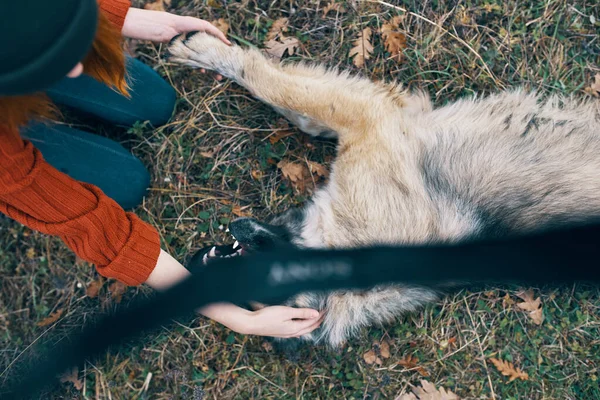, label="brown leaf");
[250,170,263,180]
[381,19,407,62]
[277,160,327,194]
[269,130,294,144]
[396,380,460,400]
[489,357,529,382]
[585,73,600,97]
[86,278,104,298]
[261,341,274,352]
[349,27,374,67]
[265,37,300,60]
[379,340,391,359]
[37,308,64,327]
[398,354,429,377]
[278,160,309,193]
[516,289,544,325]
[143,0,167,11]
[267,18,289,41]
[232,204,252,217]
[307,161,329,178]
[211,18,230,35]
[363,349,382,365]
[322,1,346,17]
[109,281,127,304]
[60,366,83,391]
